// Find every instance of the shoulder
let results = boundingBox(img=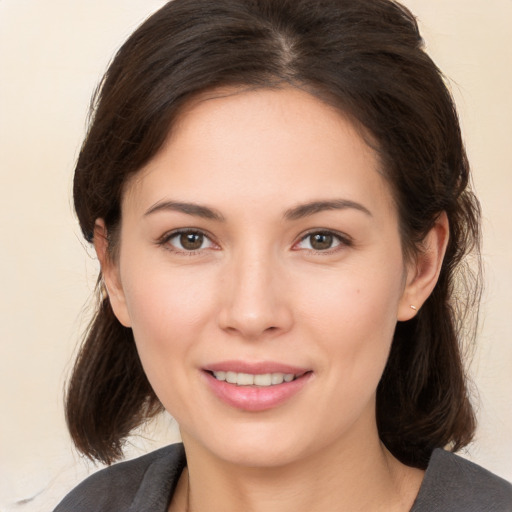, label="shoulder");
[412,448,512,512]
[53,443,186,512]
